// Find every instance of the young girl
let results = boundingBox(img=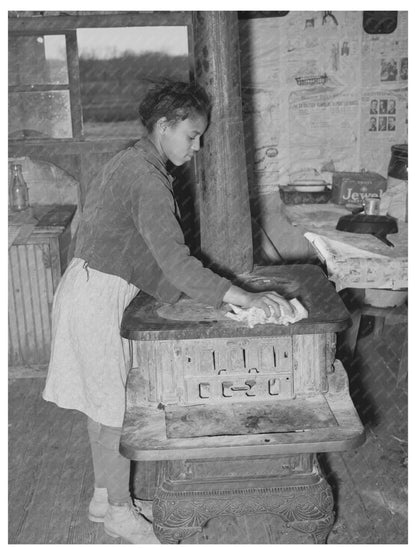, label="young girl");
[43,81,293,544]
